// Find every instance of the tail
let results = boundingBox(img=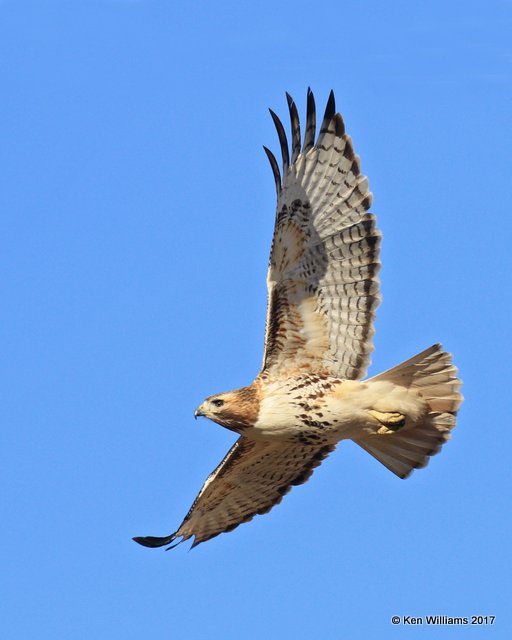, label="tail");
[355,344,463,479]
